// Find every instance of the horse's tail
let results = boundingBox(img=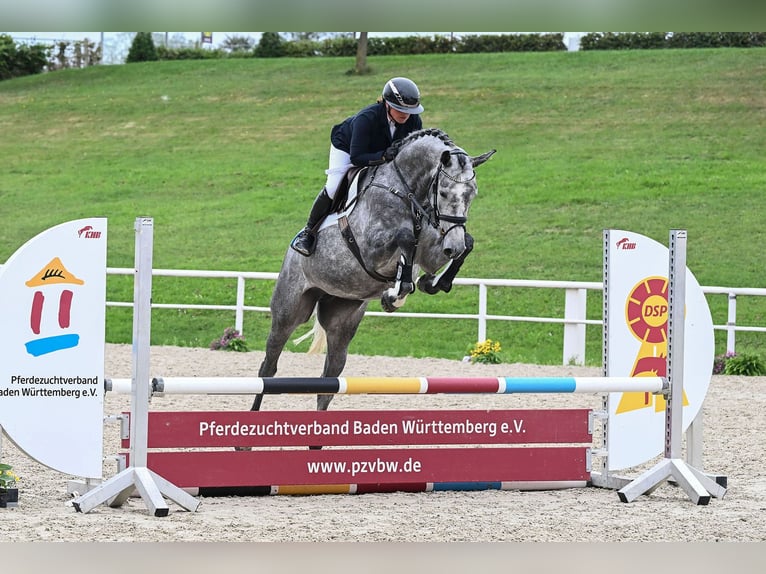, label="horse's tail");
[292,313,327,355]
[308,320,327,354]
